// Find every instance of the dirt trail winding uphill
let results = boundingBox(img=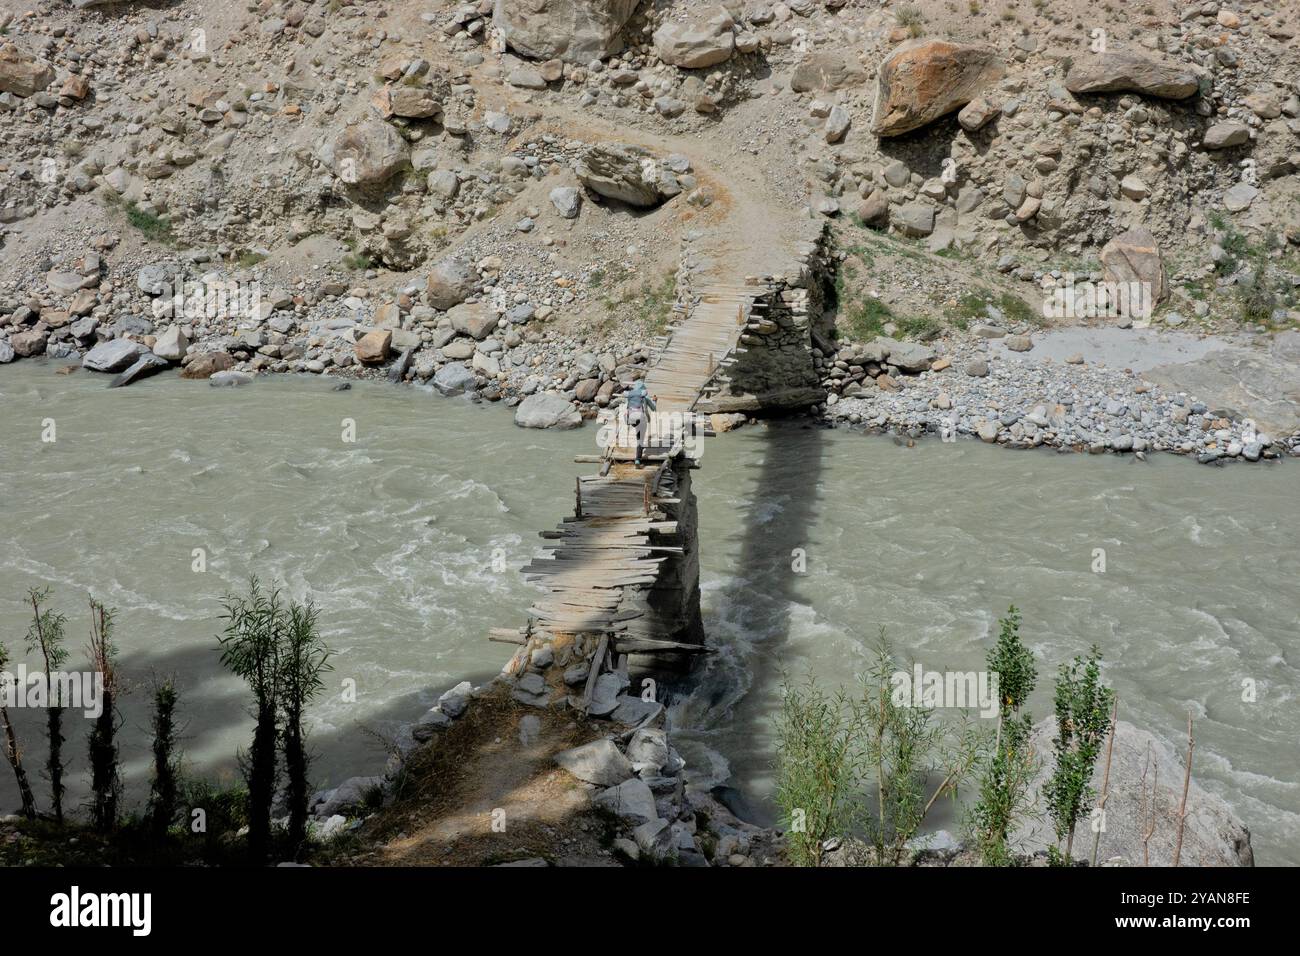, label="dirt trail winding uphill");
[494,84,807,283]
